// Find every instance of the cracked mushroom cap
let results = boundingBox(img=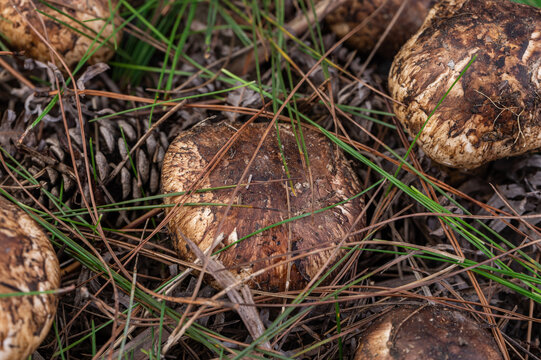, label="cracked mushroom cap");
[0,0,122,68]
[389,0,541,169]
[0,197,60,360]
[161,122,365,292]
[355,305,503,360]
[325,0,433,57]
